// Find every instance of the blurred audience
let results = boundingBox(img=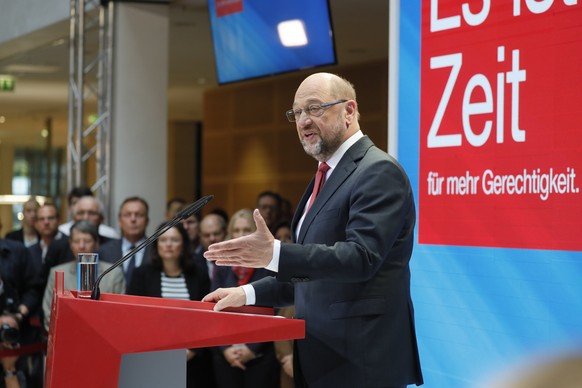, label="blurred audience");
[5,198,40,248]
[127,222,215,388]
[197,214,227,281]
[42,221,125,331]
[0,312,26,388]
[209,208,229,225]
[28,203,62,267]
[0,218,42,388]
[182,213,201,255]
[26,204,62,387]
[279,197,294,225]
[58,194,119,240]
[44,196,117,281]
[273,220,292,244]
[256,191,281,233]
[165,197,187,221]
[99,197,151,285]
[62,186,93,221]
[211,209,280,388]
